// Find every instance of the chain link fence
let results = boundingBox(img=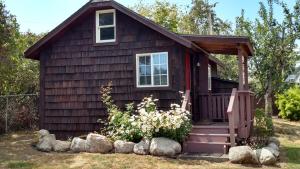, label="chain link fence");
[0,94,39,134]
